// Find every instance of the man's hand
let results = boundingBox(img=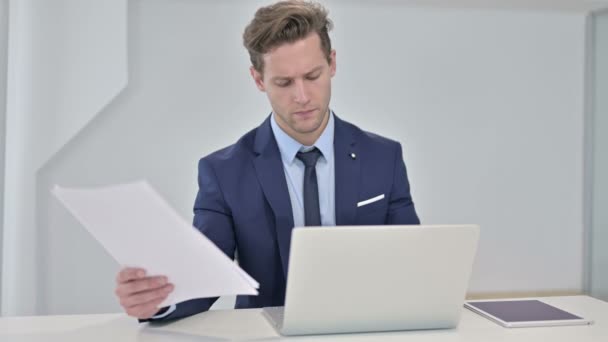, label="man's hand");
[115,267,174,319]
